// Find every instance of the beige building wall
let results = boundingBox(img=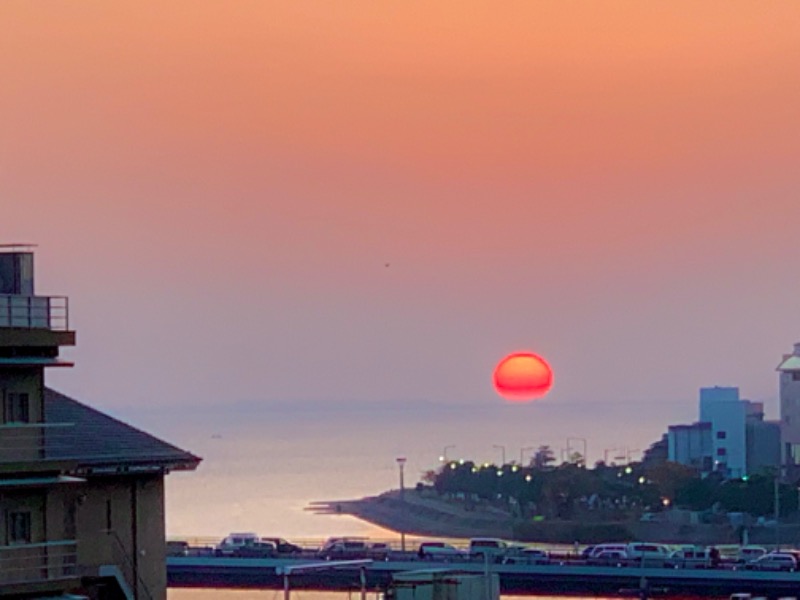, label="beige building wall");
[73,474,167,600]
[0,368,44,462]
